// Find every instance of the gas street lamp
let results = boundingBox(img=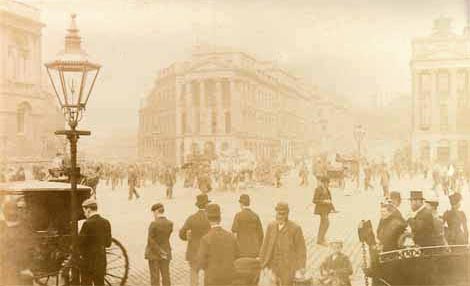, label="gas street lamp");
[45,14,100,285]
[353,124,366,189]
